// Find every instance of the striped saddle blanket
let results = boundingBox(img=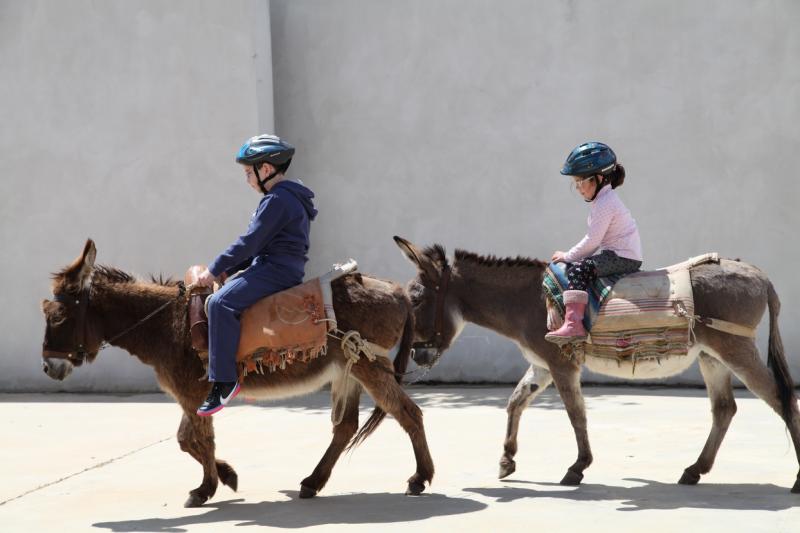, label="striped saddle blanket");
[543,253,719,361]
[542,262,628,331]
